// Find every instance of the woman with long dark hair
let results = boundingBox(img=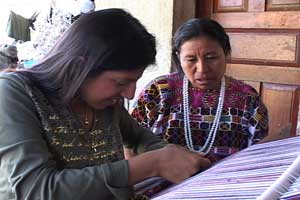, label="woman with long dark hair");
[0,9,210,200]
